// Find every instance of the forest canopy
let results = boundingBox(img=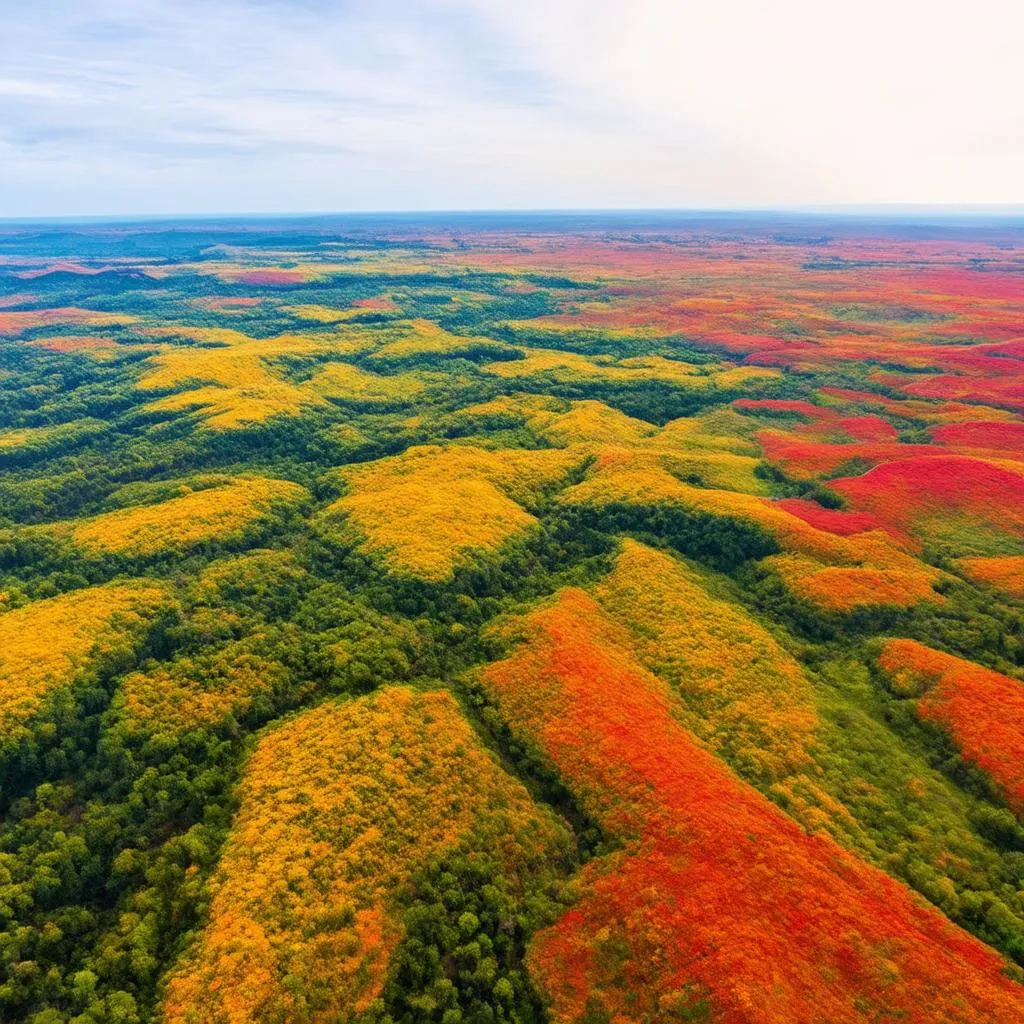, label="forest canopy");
[1,213,1023,1023]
